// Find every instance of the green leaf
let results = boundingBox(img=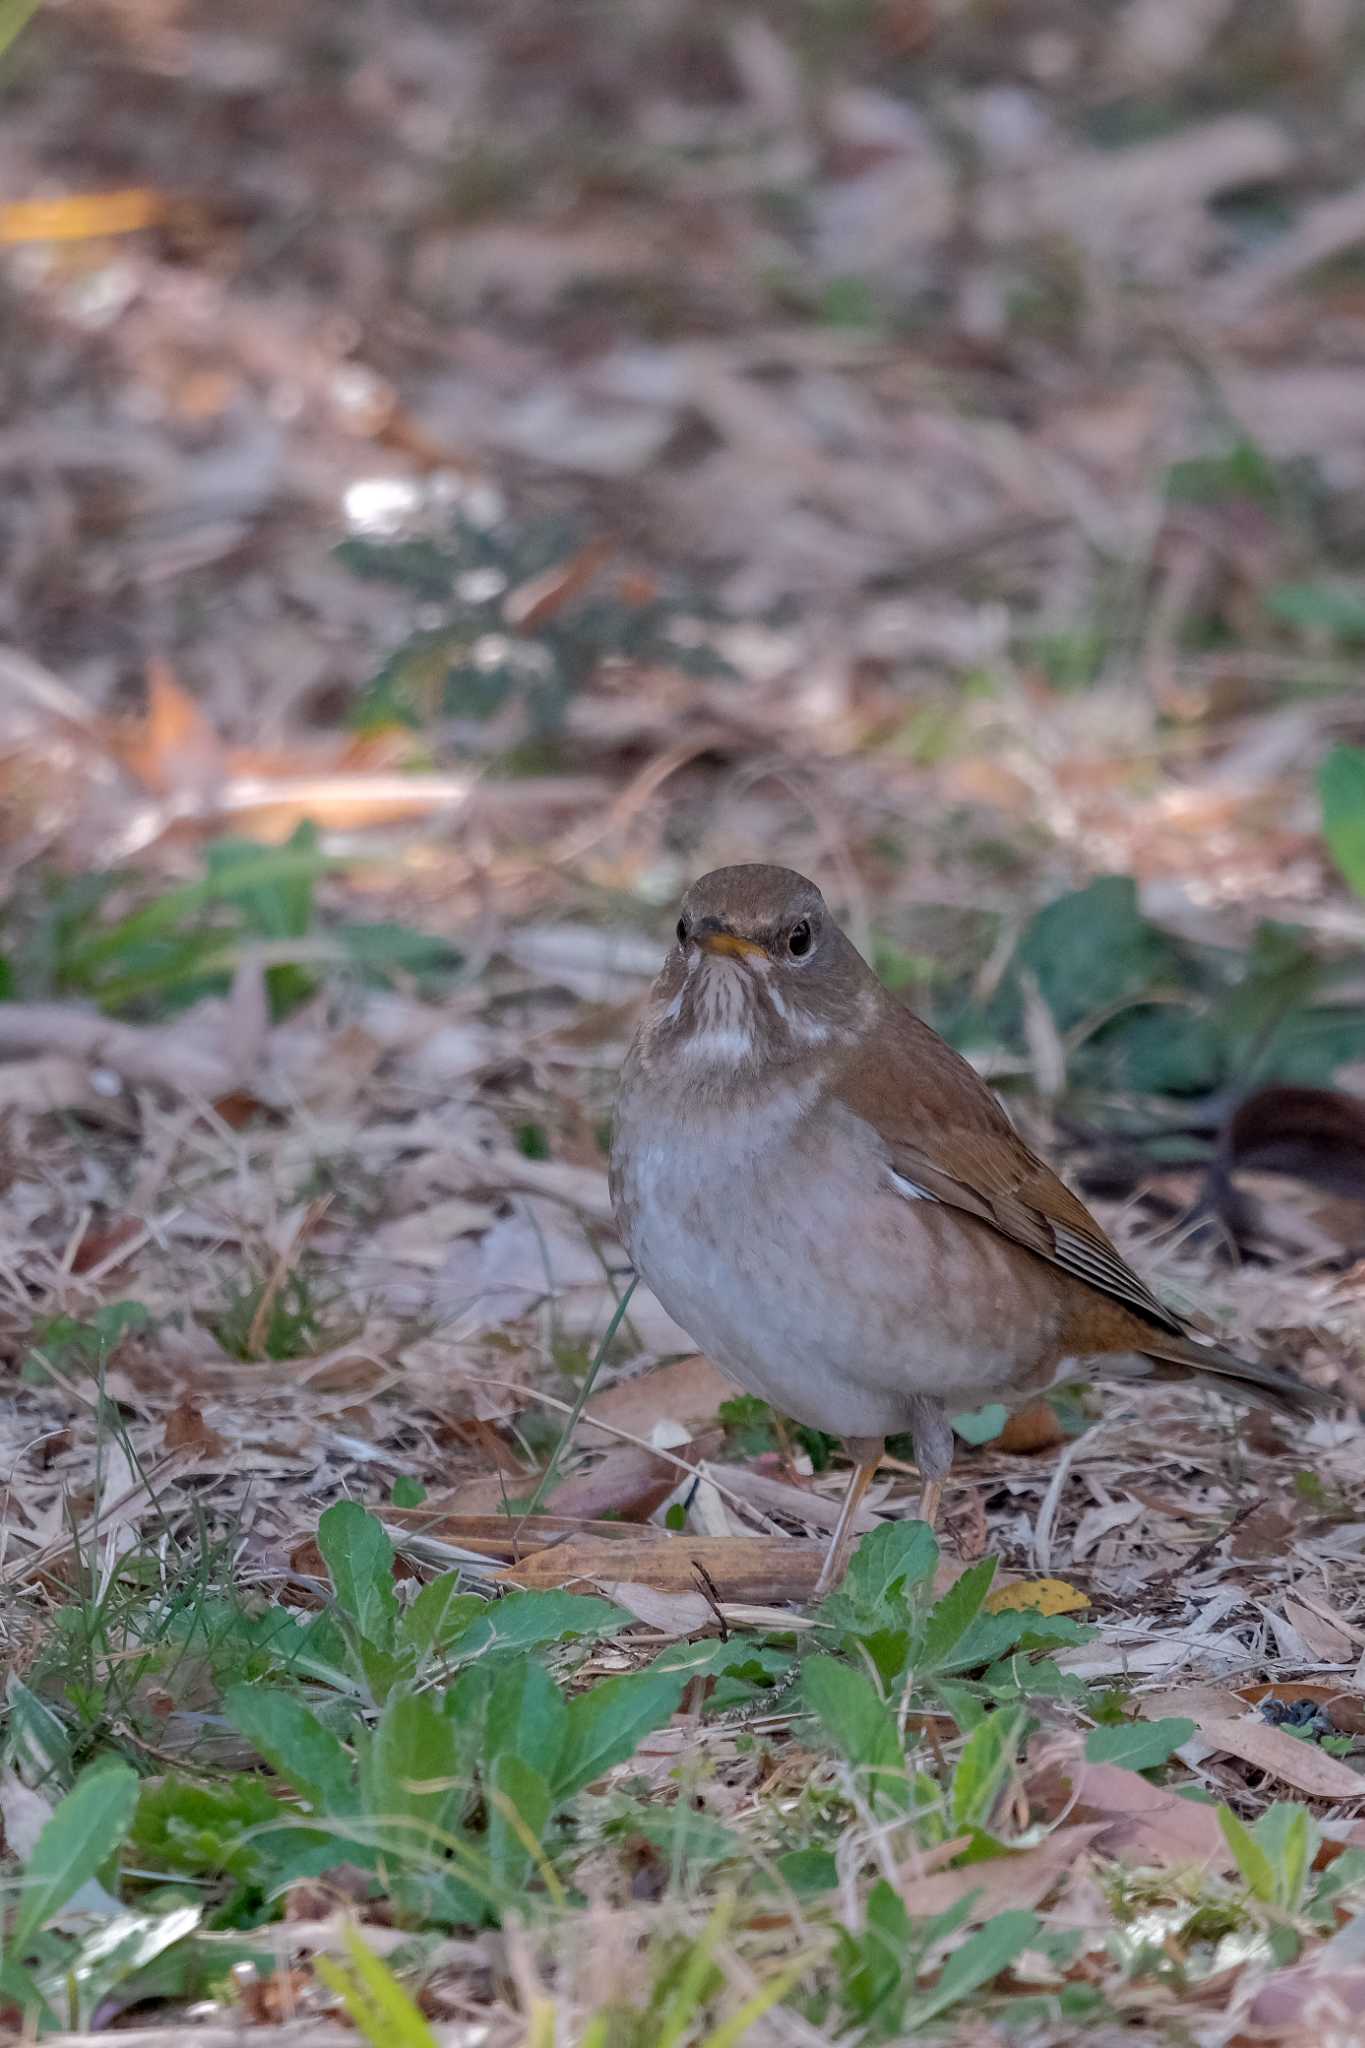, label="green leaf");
[839,1520,939,1616]
[484,1657,568,1788]
[444,1589,623,1663]
[1015,876,1172,1032]
[129,1773,286,1884]
[317,1501,398,1652]
[919,1558,998,1673]
[554,1671,685,1802]
[950,1708,1026,1833]
[1320,744,1365,898]
[486,1753,553,1891]
[907,1908,1040,2025]
[951,1403,1008,1446]
[363,1691,464,1851]
[223,1686,357,1815]
[1085,1718,1194,1773]
[1267,581,1365,643]
[801,1656,907,1810]
[1219,1806,1278,1903]
[1254,1802,1319,1912]
[9,1762,139,1952]
[400,1575,482,1660]
[339,922,463,978]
